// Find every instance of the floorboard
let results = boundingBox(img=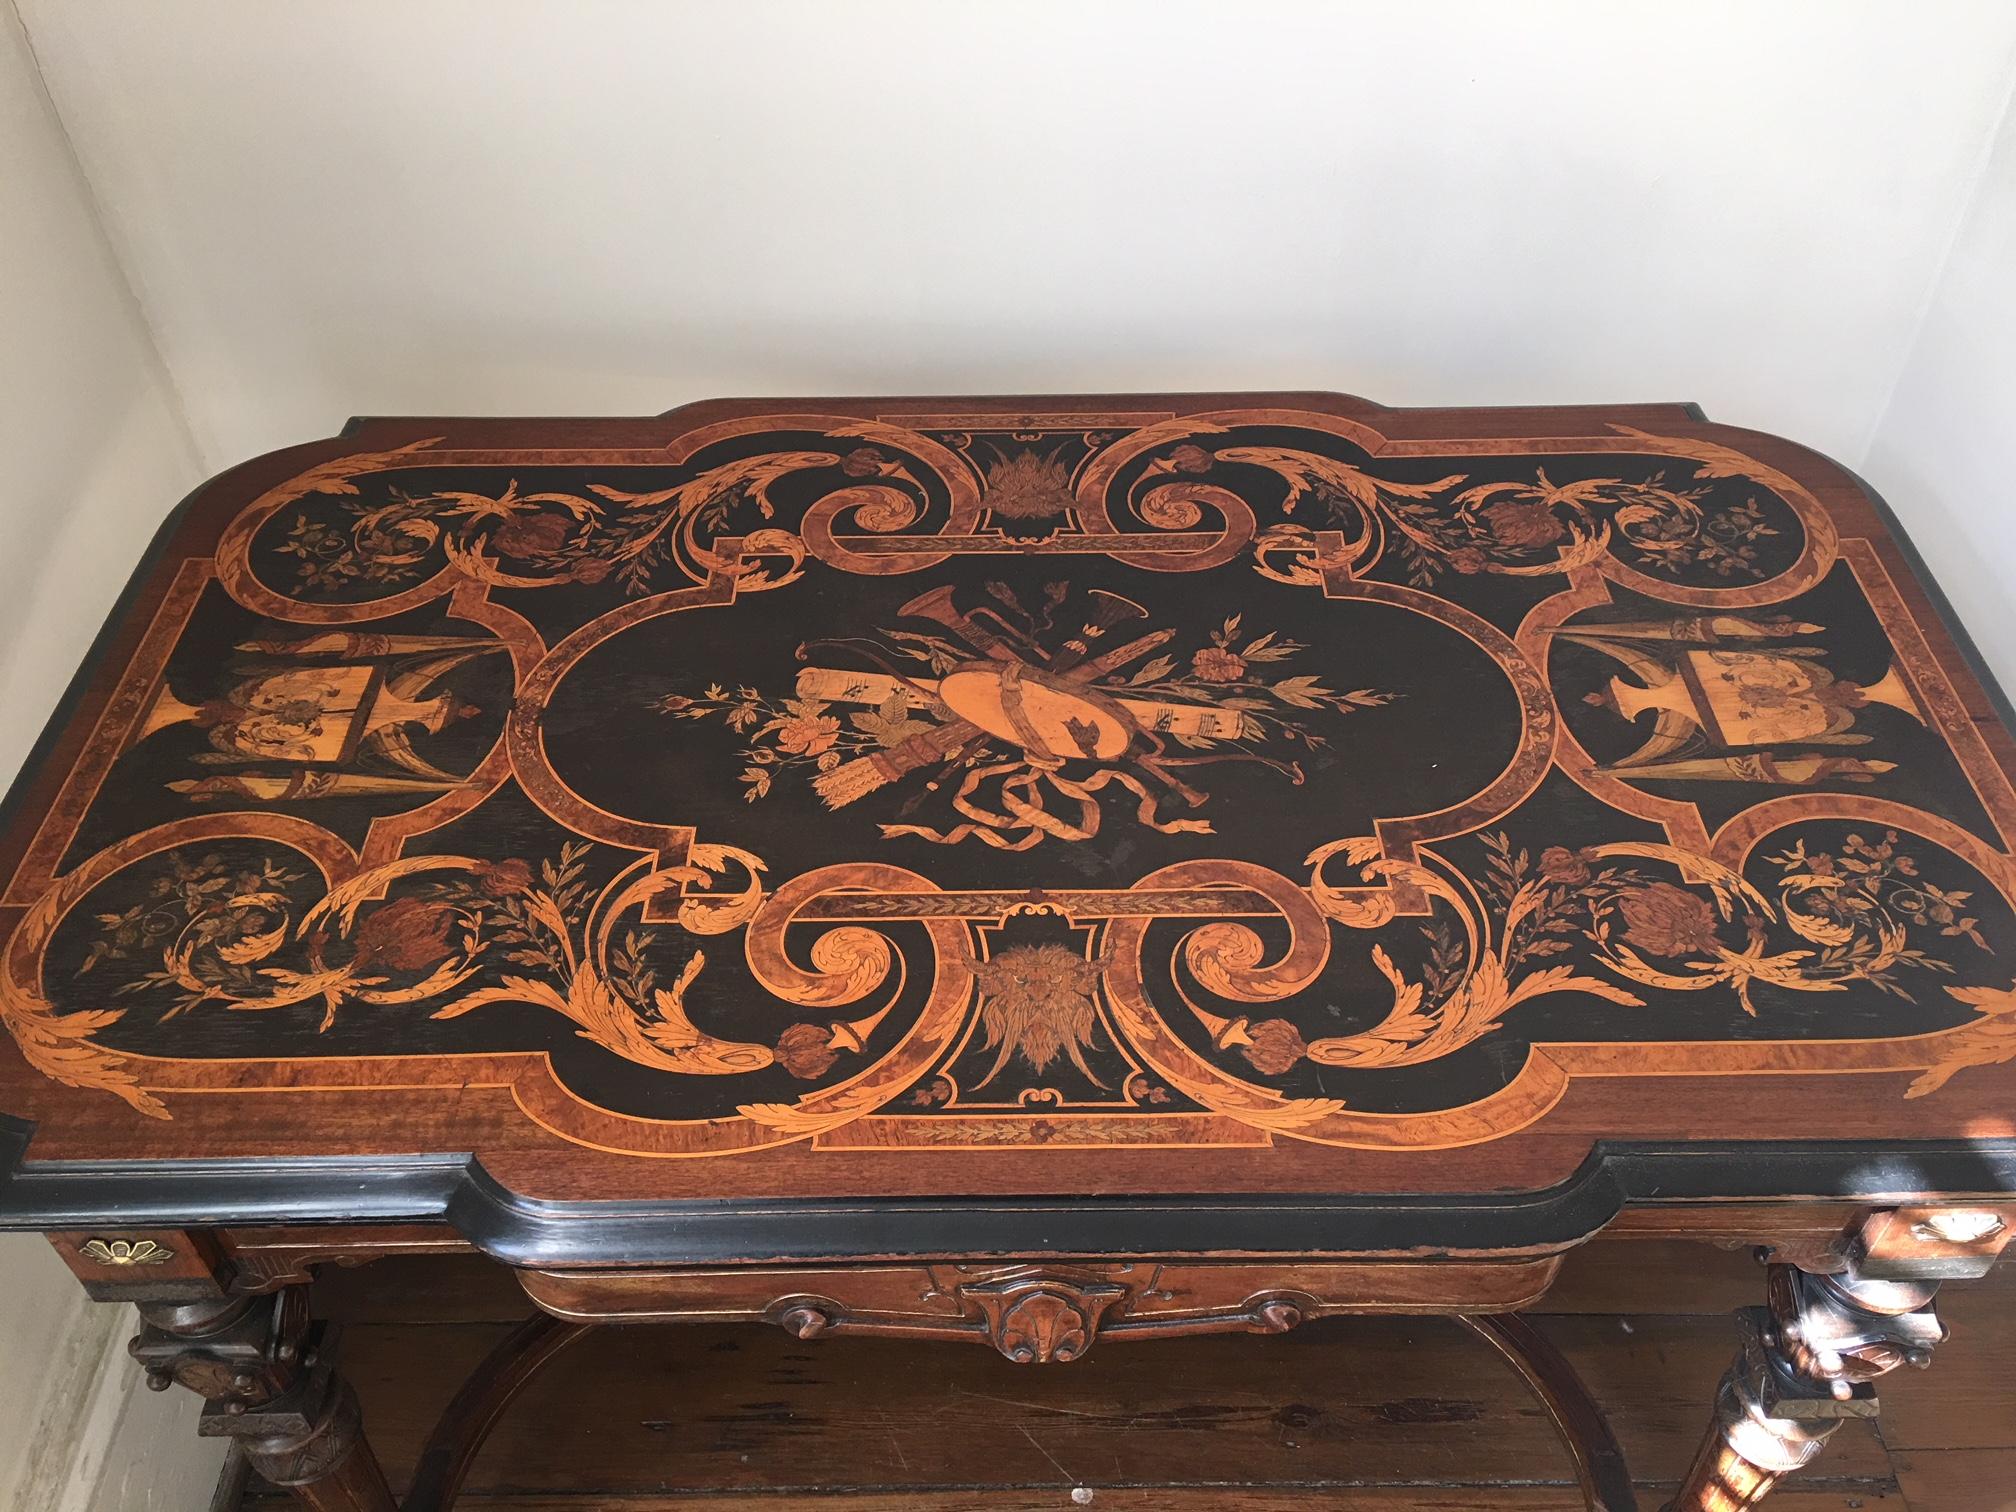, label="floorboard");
[1892,1448,2016,1511]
